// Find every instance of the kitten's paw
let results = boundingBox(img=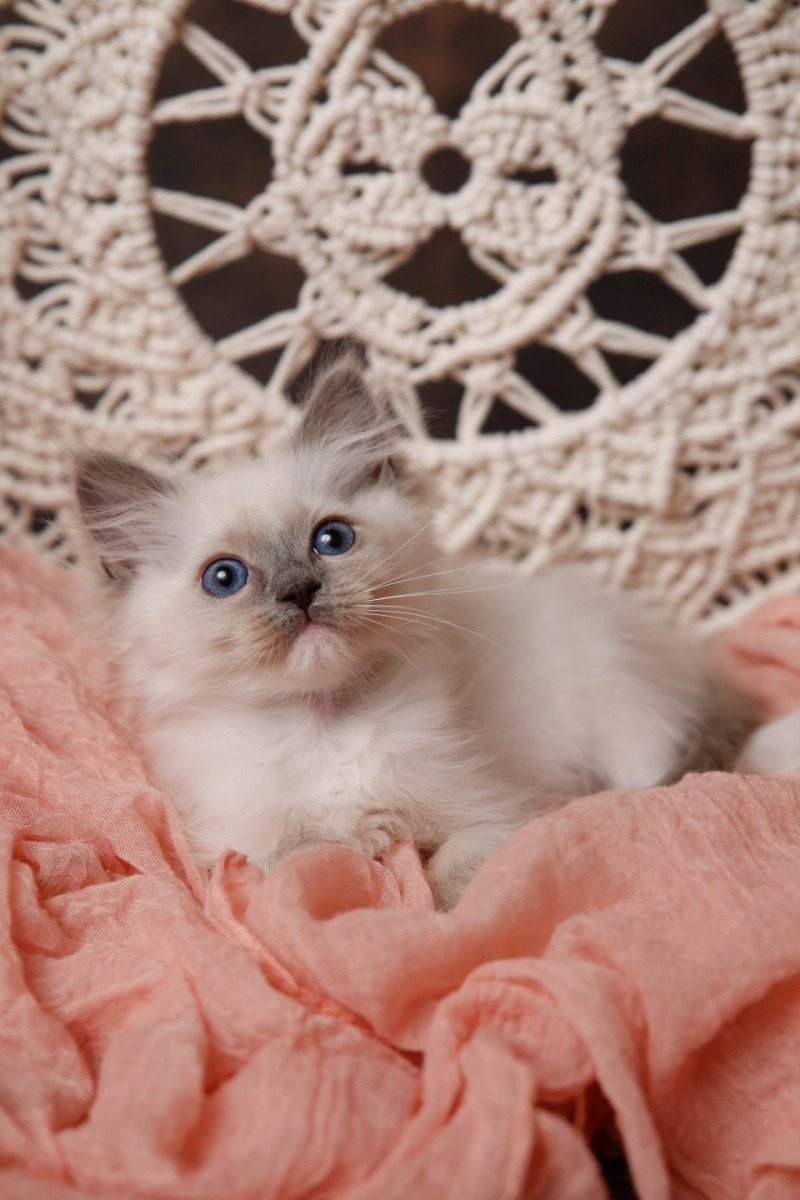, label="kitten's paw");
[425,854,471,911]
[255,836,329,873]
[347,810,409,858]
[736,709,800,775]
[425,819,523,909]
